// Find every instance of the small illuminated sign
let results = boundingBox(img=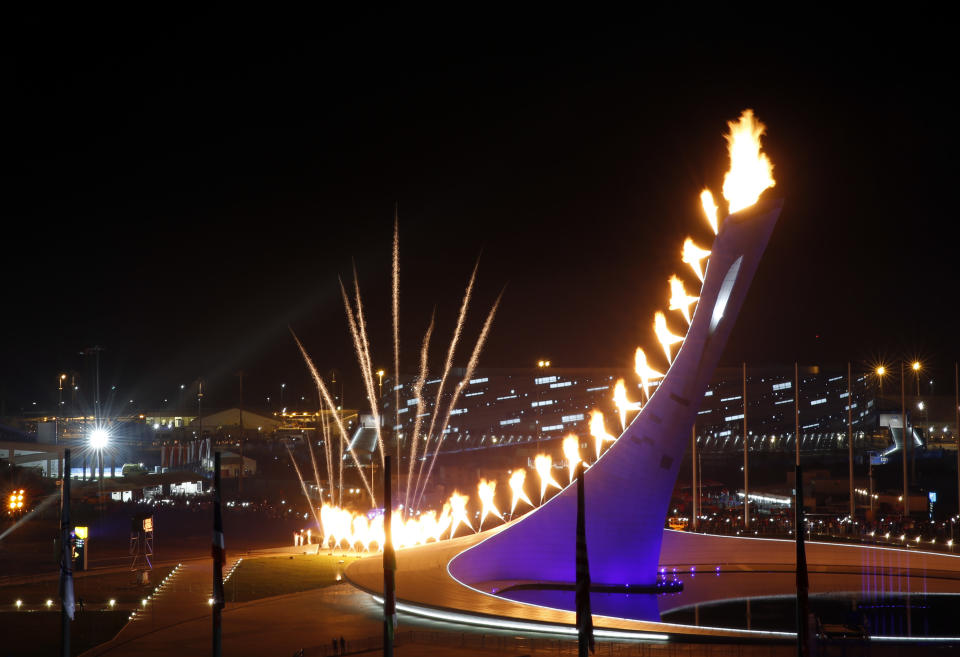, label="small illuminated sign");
[74,526,88,539]
[143,517,153,532]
